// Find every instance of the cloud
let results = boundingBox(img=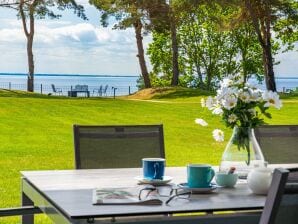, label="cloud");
[275,50,298,77]
[0,27,24,43]
[0,14,150,75]
[0,19,136,50]
[38,23,100,45]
